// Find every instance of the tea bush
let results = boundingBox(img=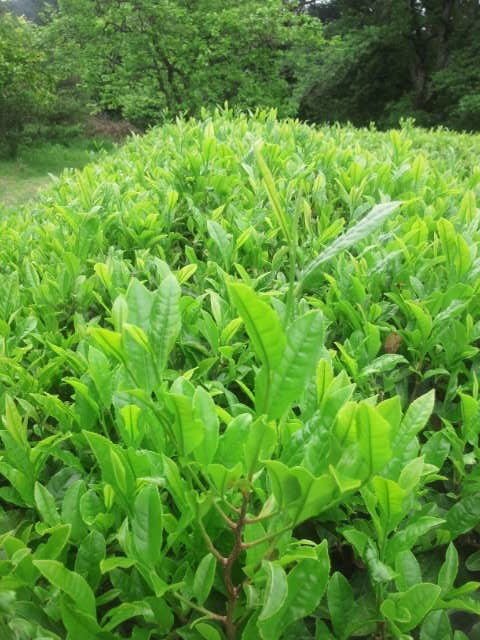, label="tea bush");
[1,110,480,639]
